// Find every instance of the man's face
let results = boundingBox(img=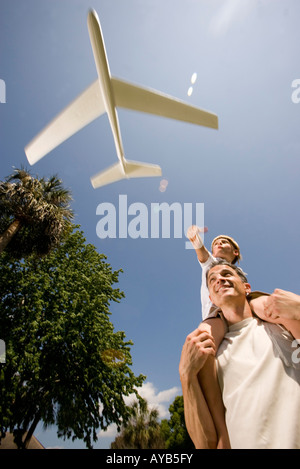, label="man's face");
[212,238,238,263]
[207,264,251,307]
